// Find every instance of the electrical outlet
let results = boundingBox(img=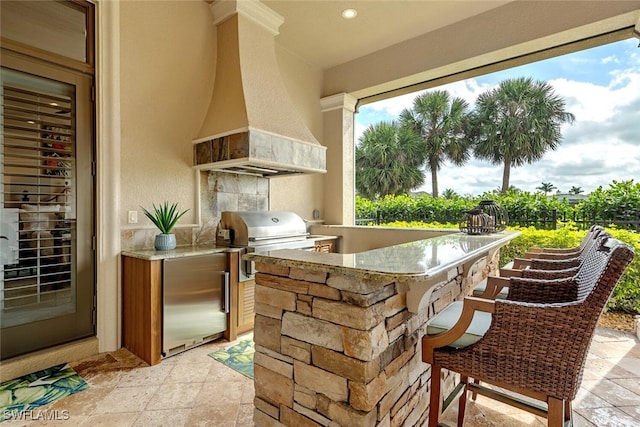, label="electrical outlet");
[128,210,138,224]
